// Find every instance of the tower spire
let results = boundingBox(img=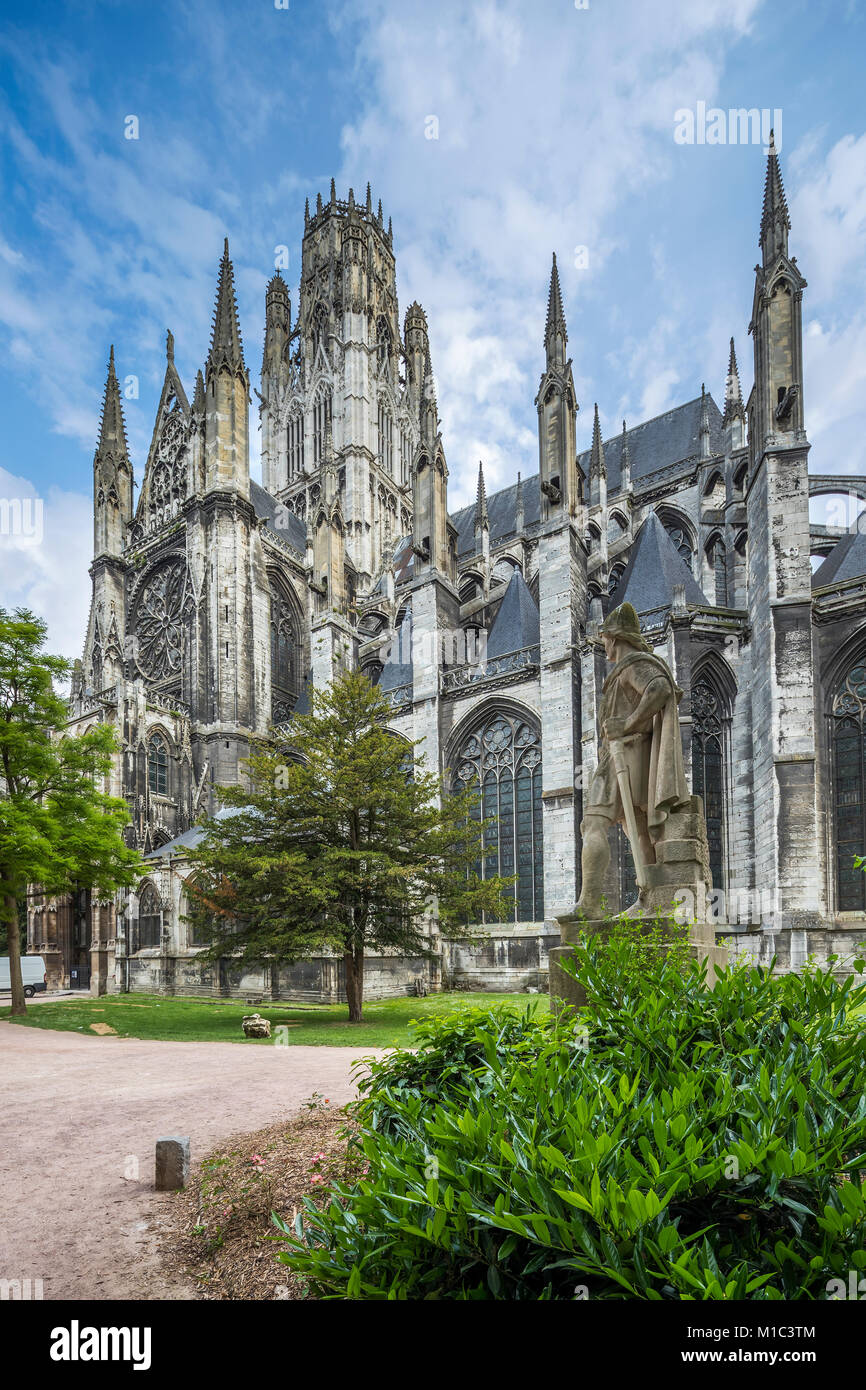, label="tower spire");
[207,238,245,377]
[544,252,567,365]
[760,129,790,266]
[96,345,130,461]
